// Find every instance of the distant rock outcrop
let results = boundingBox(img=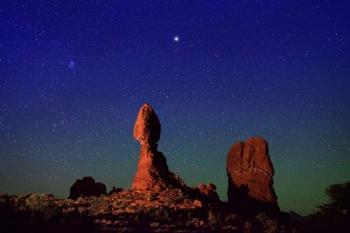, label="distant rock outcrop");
[131,103,185,191]
[196,183,220,203]
[226,137,279,212]
[69,177,106,199]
